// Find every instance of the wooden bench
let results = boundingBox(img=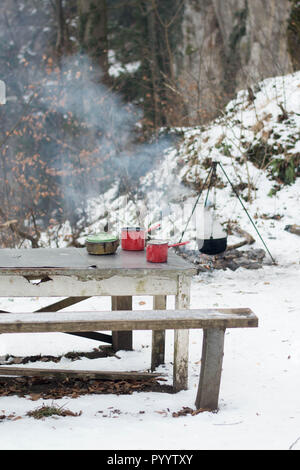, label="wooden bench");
[0,307,258,410]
